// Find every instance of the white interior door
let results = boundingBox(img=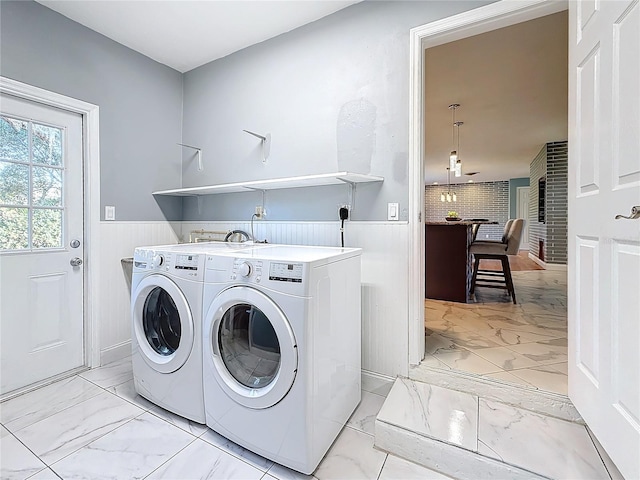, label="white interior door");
[516,186,530,250]
[568,1,640,479]
[0,93,85,395]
